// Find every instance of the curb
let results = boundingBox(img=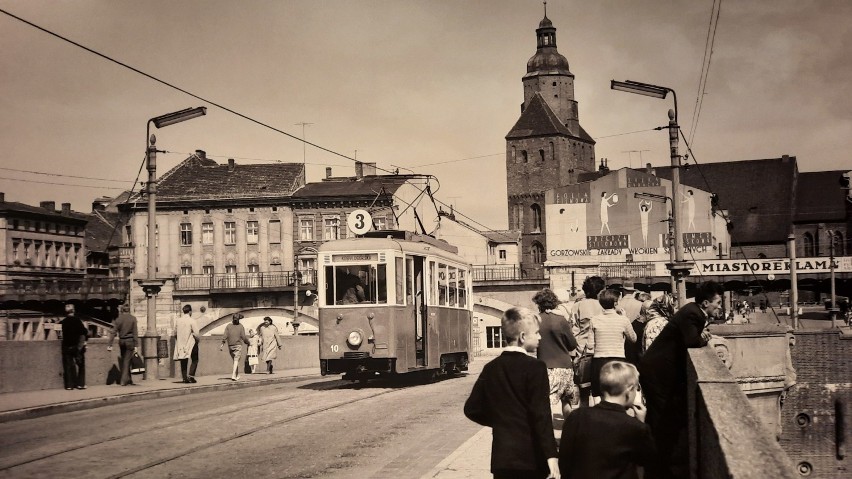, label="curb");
[0,373,321,424]
[420,426,489,478]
